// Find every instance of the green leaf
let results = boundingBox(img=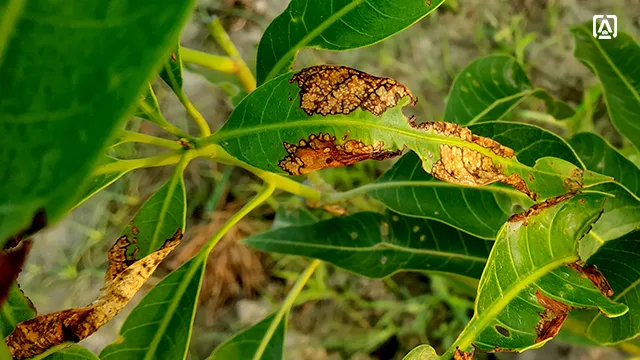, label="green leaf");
[443,55,574,125]
[570,25,640,151]
[120,165,187,258]
[70,155,130,210]
[370,121,582,239]
[159,44,184,95]
[402,345,439,360]
[244,211,492,279]
[43,345,99,360]
[570,132,640,197]
[100,255,206,360]
[0,0,196,242]
[256,0,445,84]
[207,314,285,360]
[587,232,640,344]
[0,283,35,337]
[579,184,640,259]
[210,69,610,203]
[447,193,627,354]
